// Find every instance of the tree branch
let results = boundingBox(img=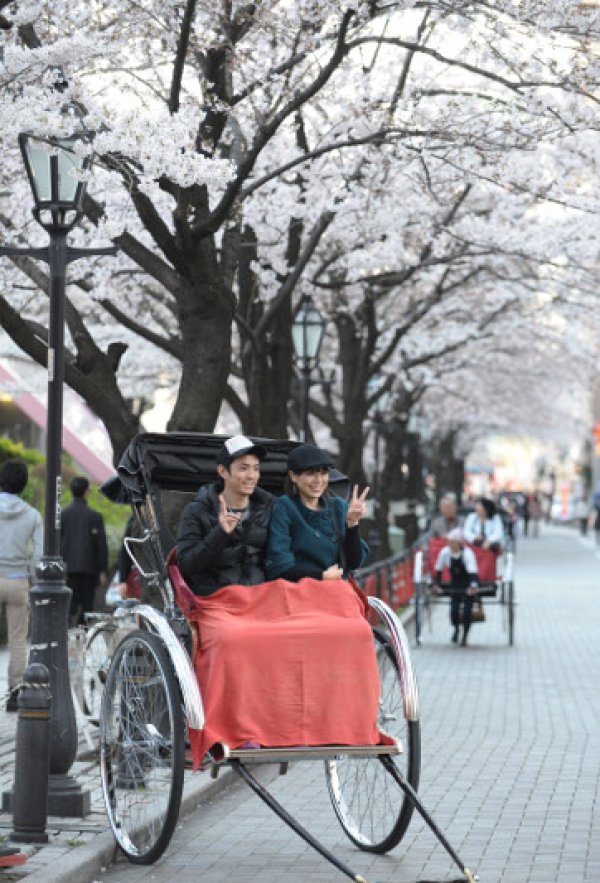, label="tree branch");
[192,9,355,239]
[168,0,197,114]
